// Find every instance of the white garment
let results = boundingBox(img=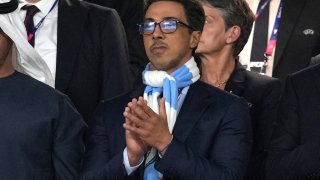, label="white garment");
[0,2,54,87]
[239,0,281,76]
[19,0,58,79]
